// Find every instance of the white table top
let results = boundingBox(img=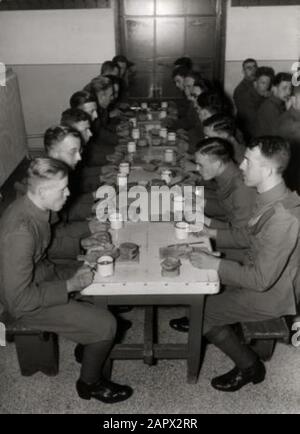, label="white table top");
[82,221,220,296]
